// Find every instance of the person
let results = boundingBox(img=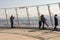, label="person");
[54,14,58,30]
[41,15,49,29]
[39,16,42,29]
[10,15,15,28]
